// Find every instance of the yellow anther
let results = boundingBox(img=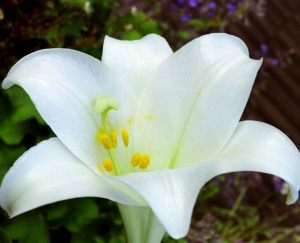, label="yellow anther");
[110,131,117,148]
[139,154,150,169]
[103,158,114,172]
[100,134,111,150]
[121,129,129,147]
[131,152,141,167]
